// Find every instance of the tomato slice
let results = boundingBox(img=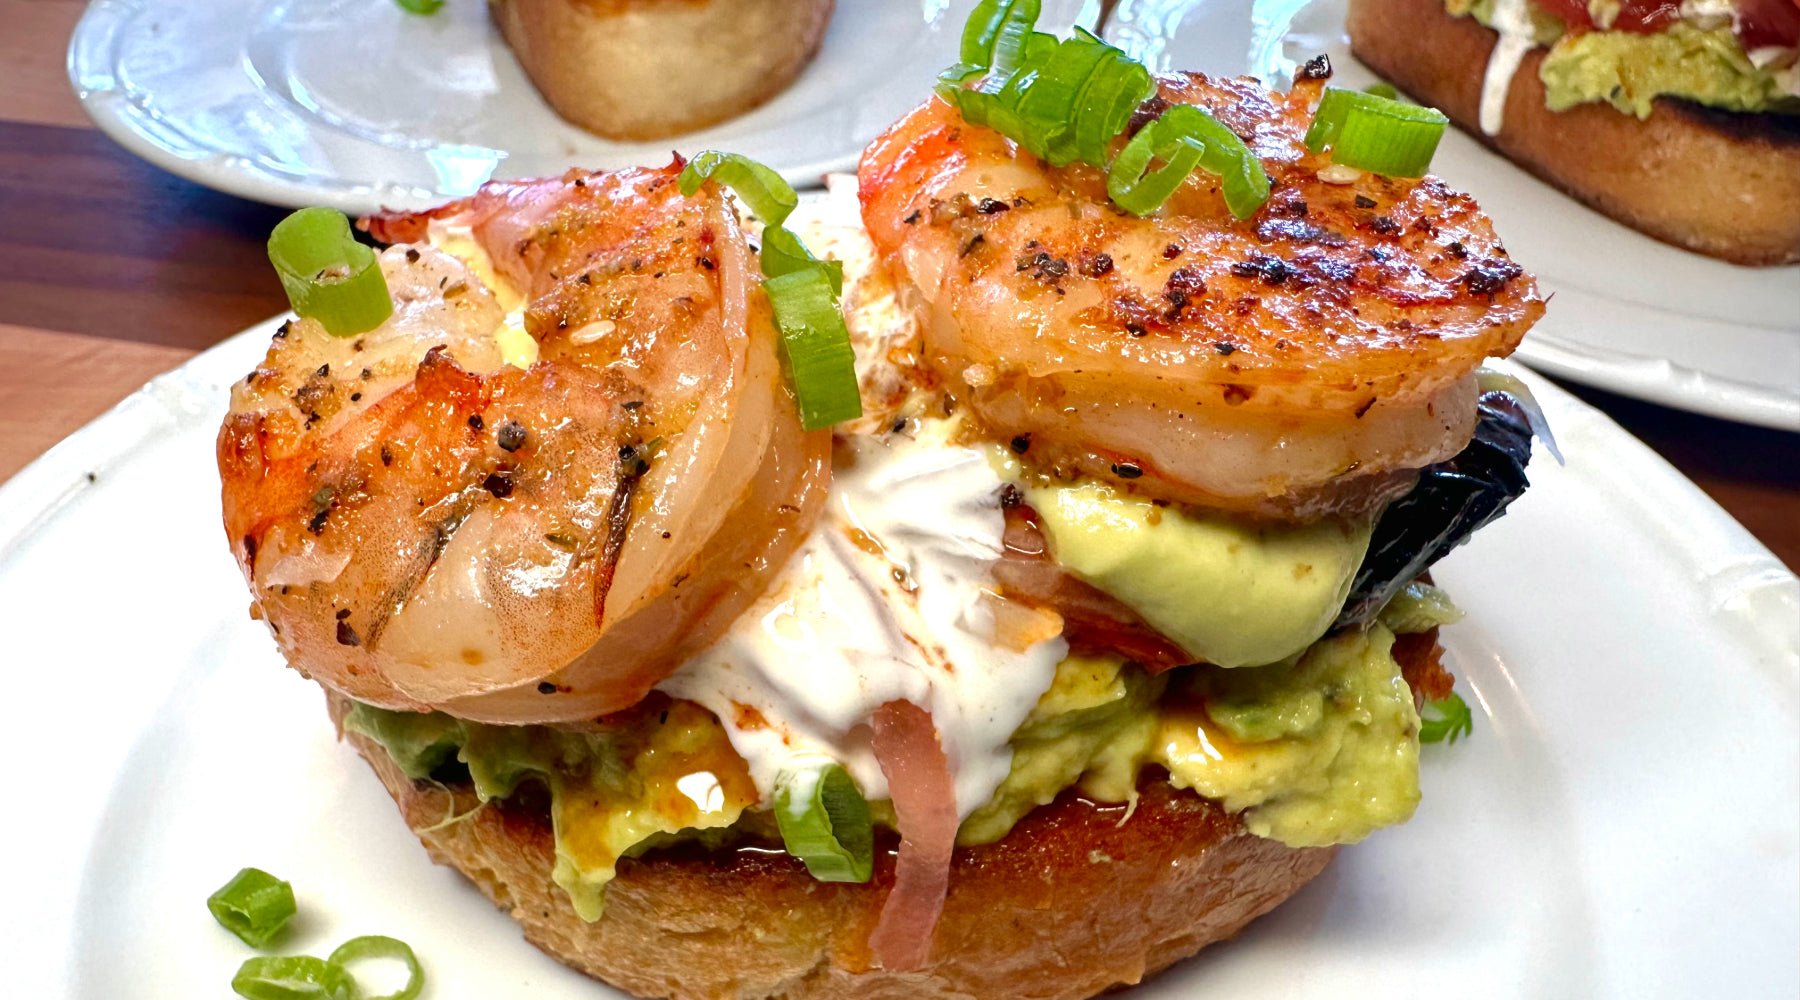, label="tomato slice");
[1530,0,1680,32]
[1738,0,1800,49]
